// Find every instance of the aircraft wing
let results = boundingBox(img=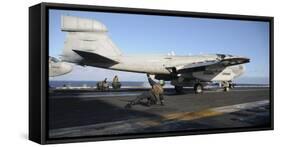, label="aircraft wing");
[170,57,250,73]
